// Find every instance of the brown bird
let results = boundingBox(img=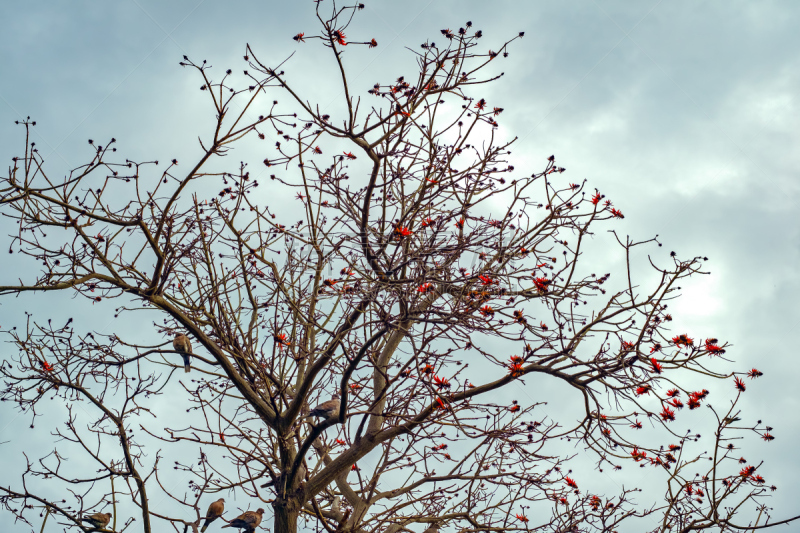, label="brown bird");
[173,333,192,373]
[423,526,440,533]
[82,512,112,529]
[222,508,264,531]
[201,498,225,532]
[305,395,340,421]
